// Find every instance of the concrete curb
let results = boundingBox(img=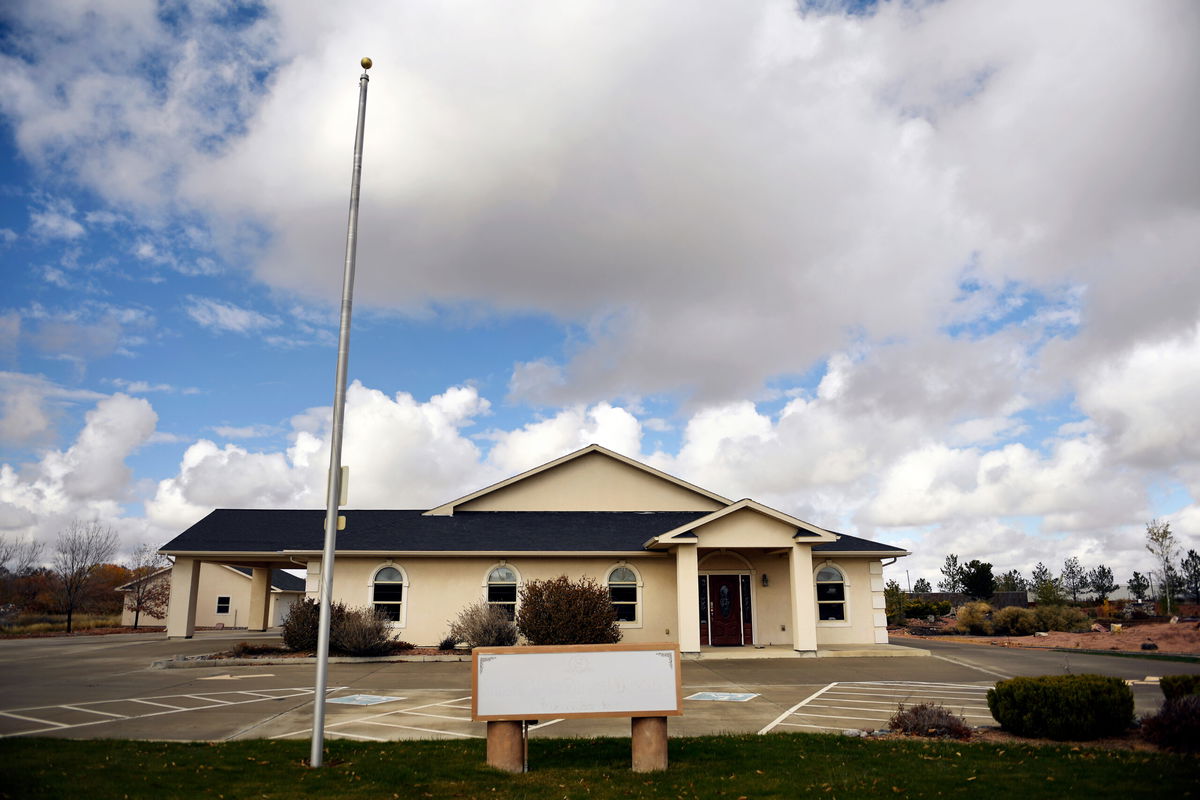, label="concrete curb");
[151,653,471,669]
